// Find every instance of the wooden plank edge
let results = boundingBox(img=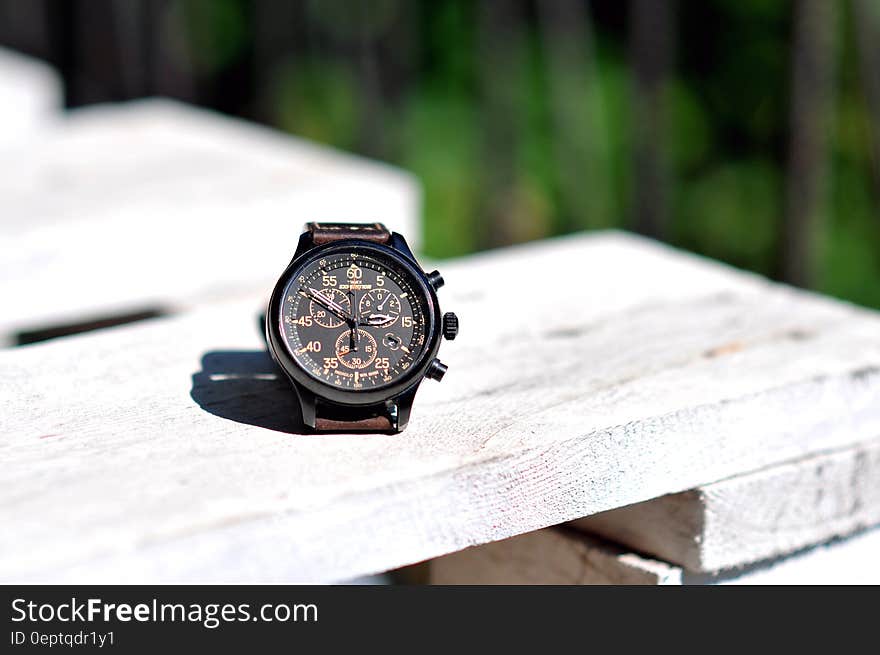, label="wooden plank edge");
[571,436,880,572]
[9,365,880,583]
